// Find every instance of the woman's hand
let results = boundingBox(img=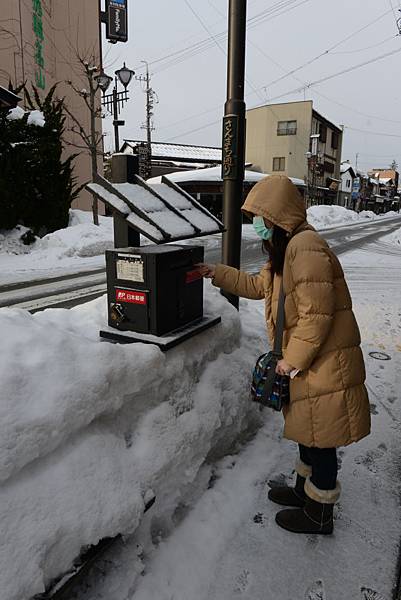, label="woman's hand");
[195,263,216,279]
[276,359,294,376]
